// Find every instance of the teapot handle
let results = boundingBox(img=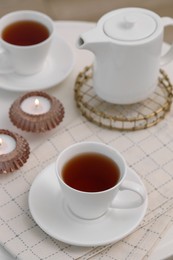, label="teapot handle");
[160,17,173,66]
